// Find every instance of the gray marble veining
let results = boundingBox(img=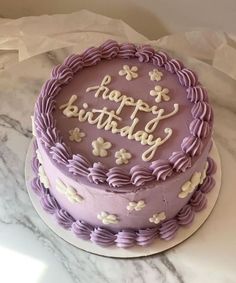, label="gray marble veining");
[0,50,236,283]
